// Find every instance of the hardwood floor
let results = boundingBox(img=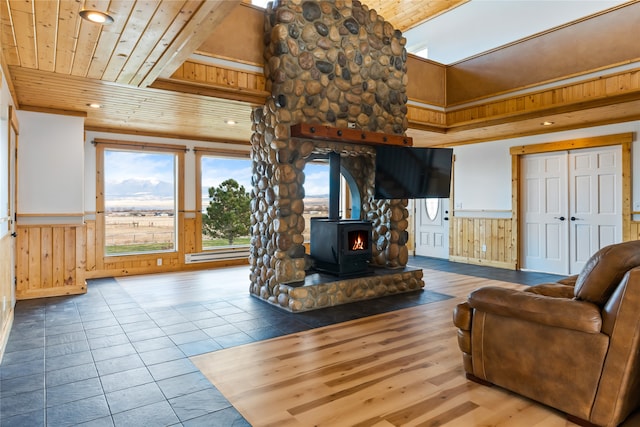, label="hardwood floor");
[189,268,579,427]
